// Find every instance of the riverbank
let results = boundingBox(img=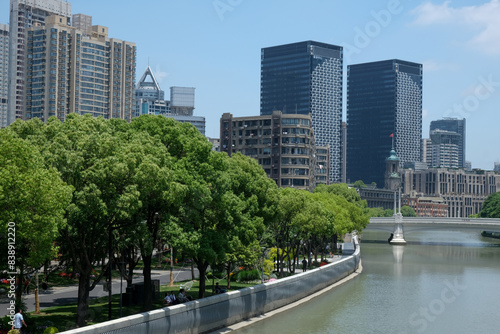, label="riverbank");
[211,259,363,333]
[62,237,360,334]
